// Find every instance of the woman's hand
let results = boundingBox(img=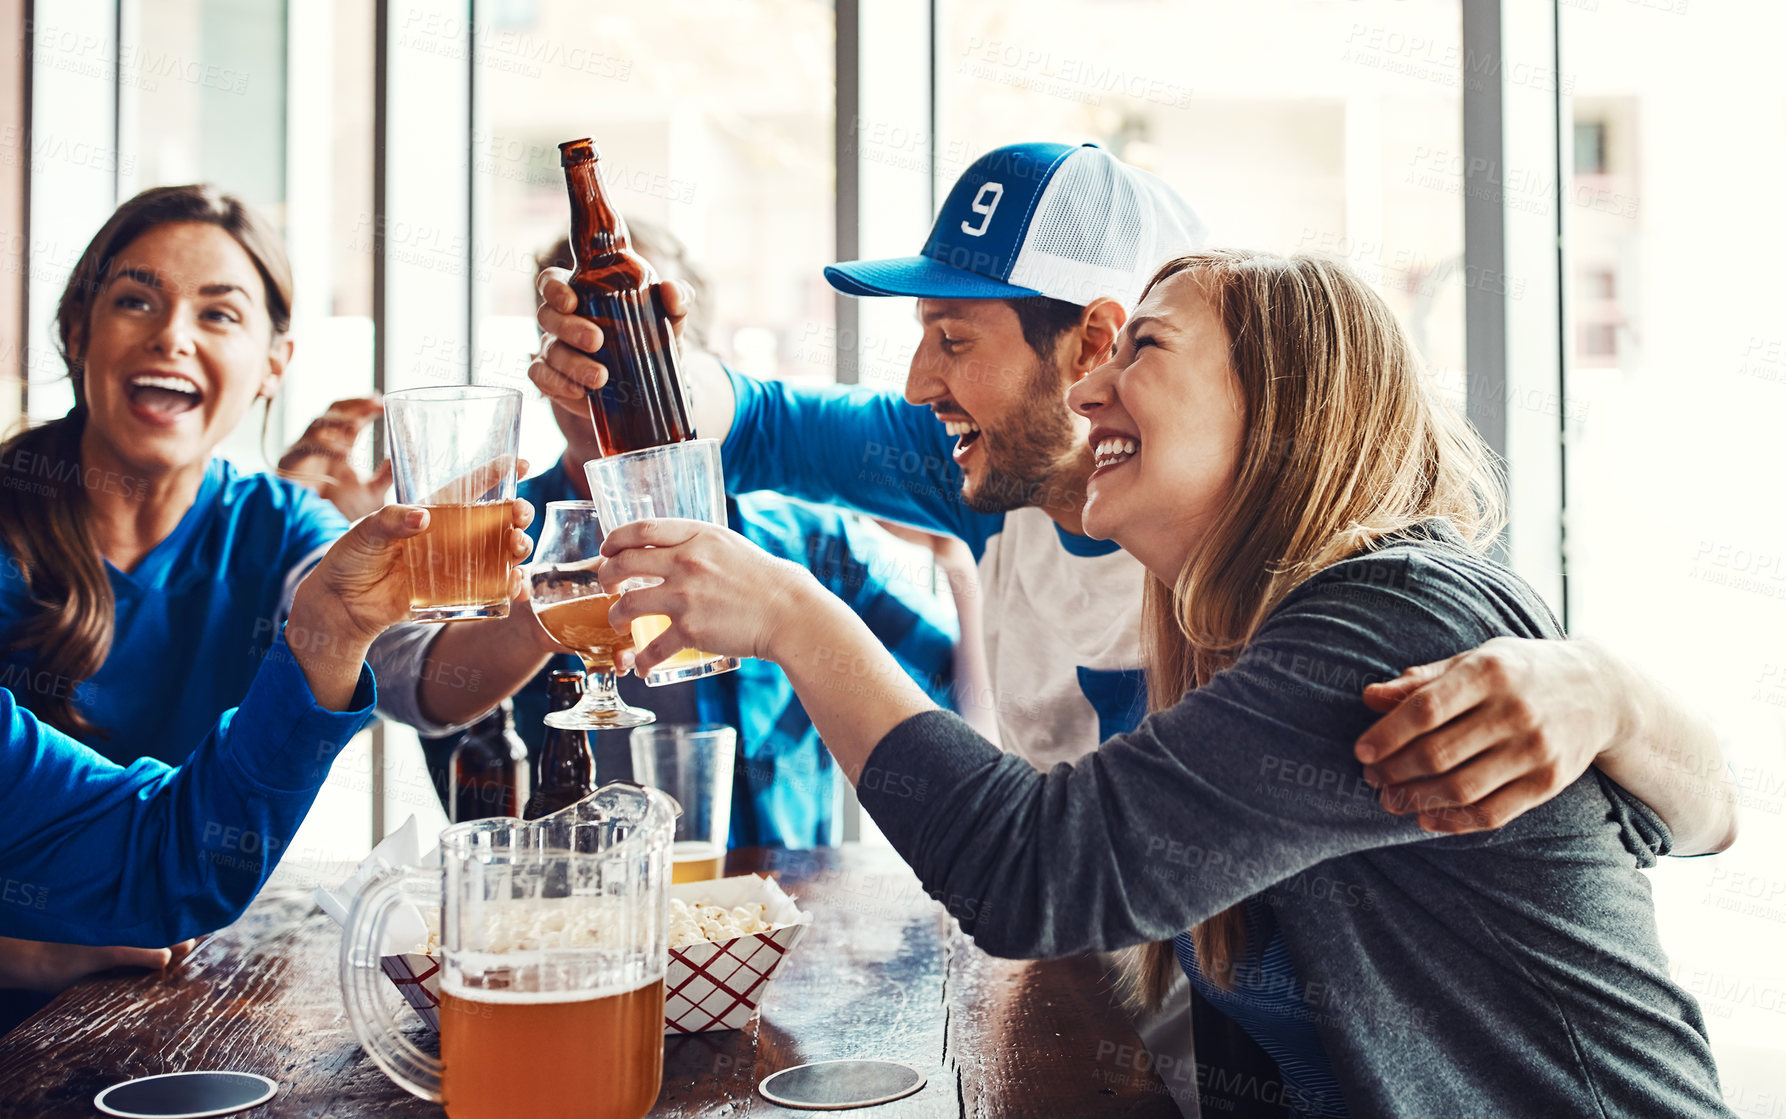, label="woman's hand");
[277,396,393,520]
[288,501,533,709]
[598,518,819,675]
[600,517,937,781]
[293,502,532,646]
[0,936,196,992]
[530,268,691,413]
